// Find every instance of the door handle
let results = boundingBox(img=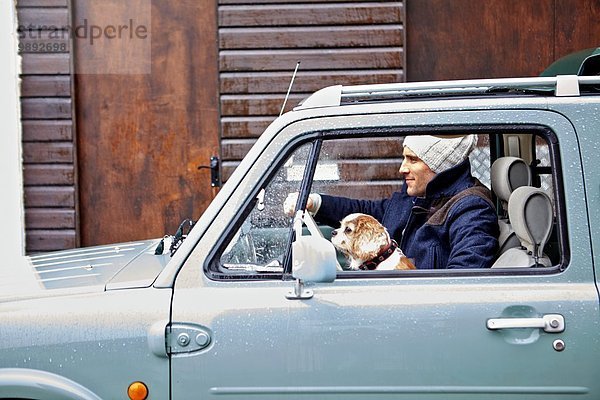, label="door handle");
[487,314,564,333]
[198,156,221,187]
